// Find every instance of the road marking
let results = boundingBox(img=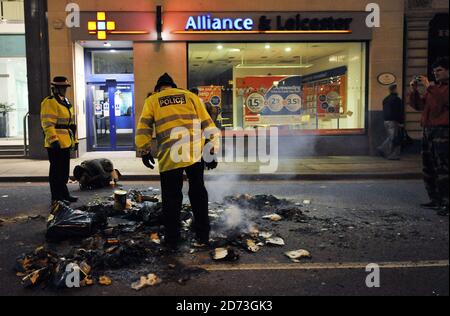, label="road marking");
[199,260,449,272]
